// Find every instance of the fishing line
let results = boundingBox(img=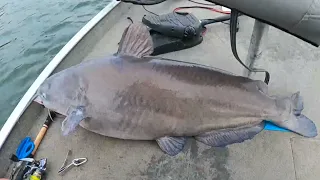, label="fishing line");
[174,6,231,14]
[127,17,133,24]
[173,4,231,28]
[188,0,216,6]
[142,5,159,16]
[47,108,55,122]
